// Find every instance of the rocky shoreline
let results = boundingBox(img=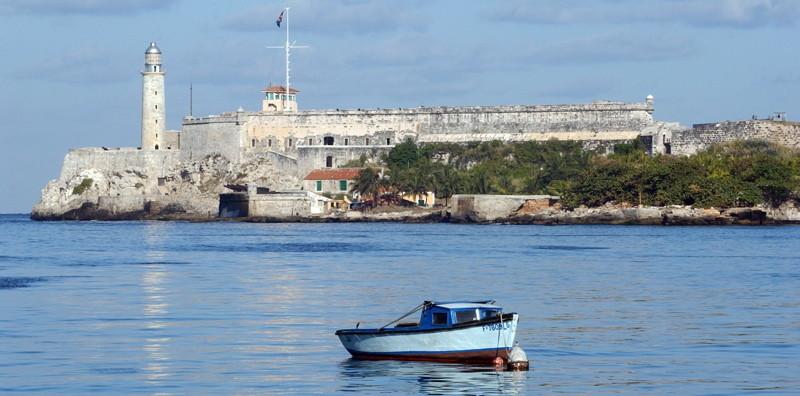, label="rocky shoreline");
[29,201,800,225]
